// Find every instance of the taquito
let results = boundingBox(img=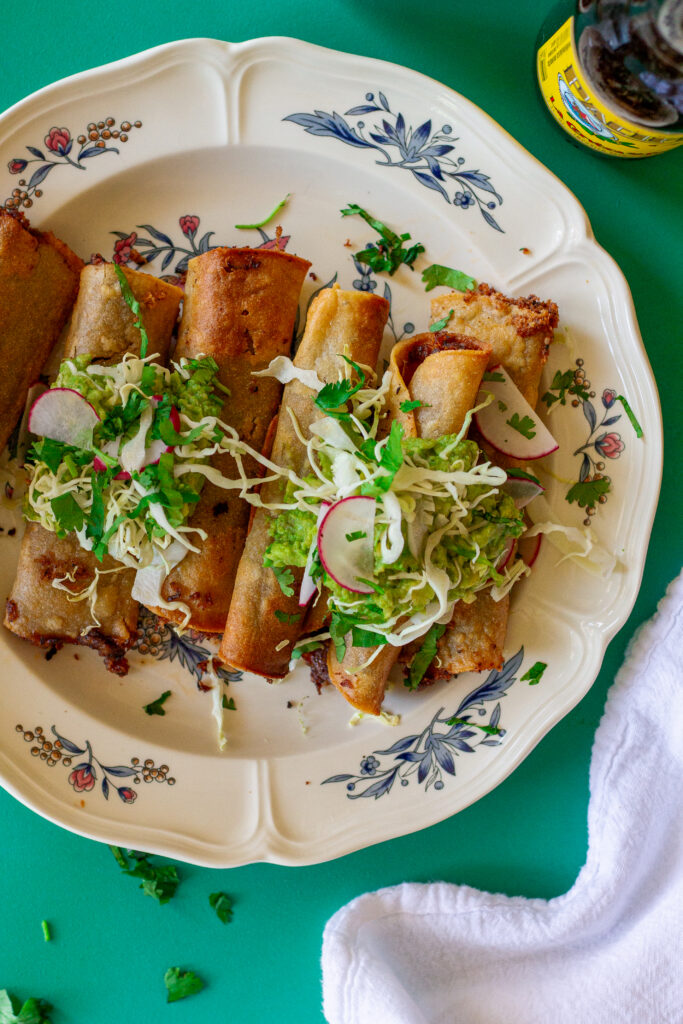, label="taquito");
[4,264,183,672]
[327,332,492,715]
[149,247,310,632]
[219,285,389,677]
[0,209,82,452]
[428,283,558,678]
